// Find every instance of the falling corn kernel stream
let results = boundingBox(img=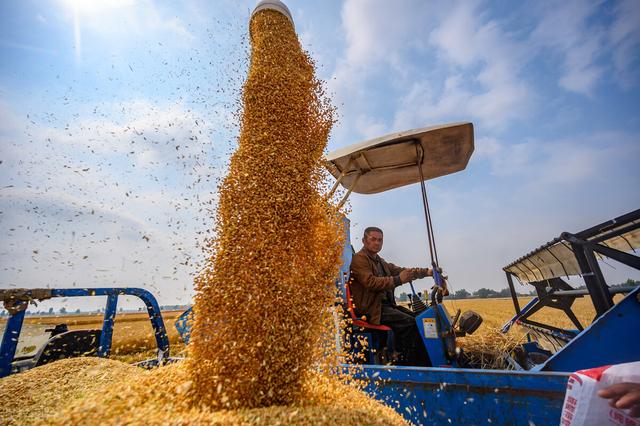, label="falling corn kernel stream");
[185,5,344,409]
